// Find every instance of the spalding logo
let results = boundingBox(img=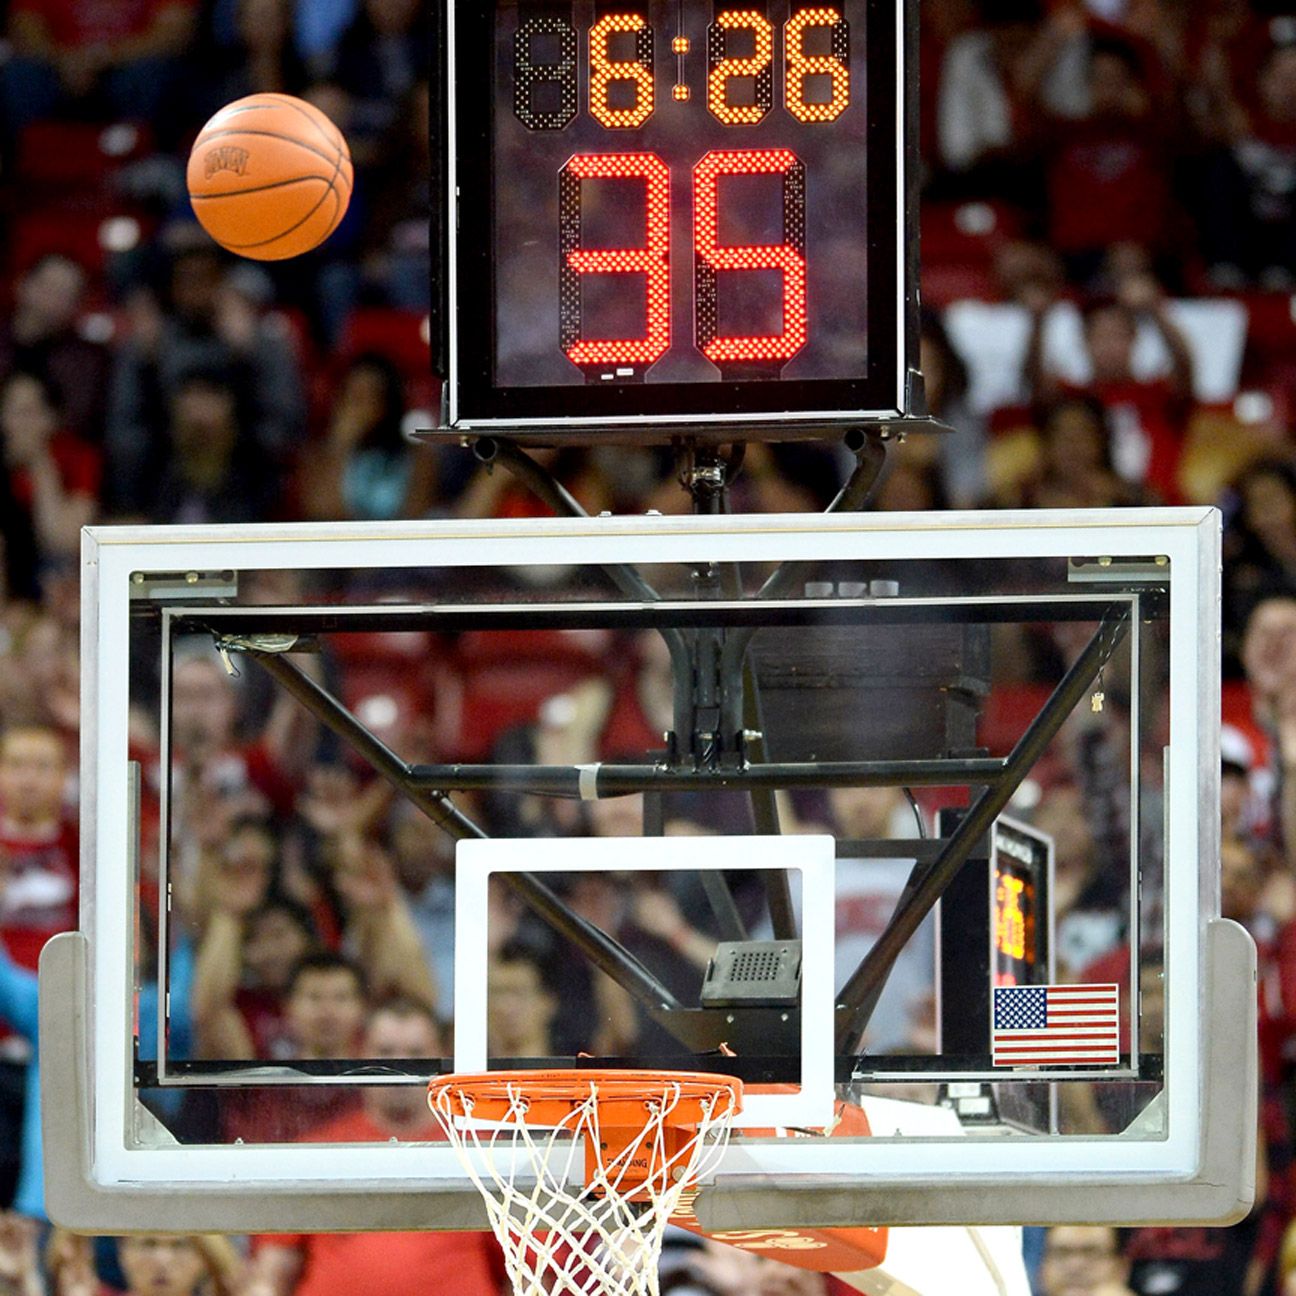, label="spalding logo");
[204,146,250,179]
